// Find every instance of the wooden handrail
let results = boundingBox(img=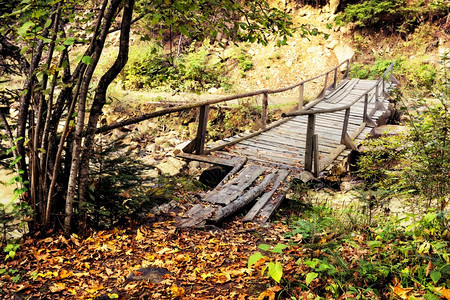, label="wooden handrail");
[282,61,395,118]
[96,59,352,134]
